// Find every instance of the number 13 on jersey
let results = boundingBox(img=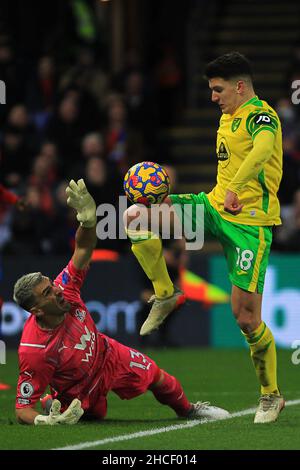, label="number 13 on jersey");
[130,350,152,370]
